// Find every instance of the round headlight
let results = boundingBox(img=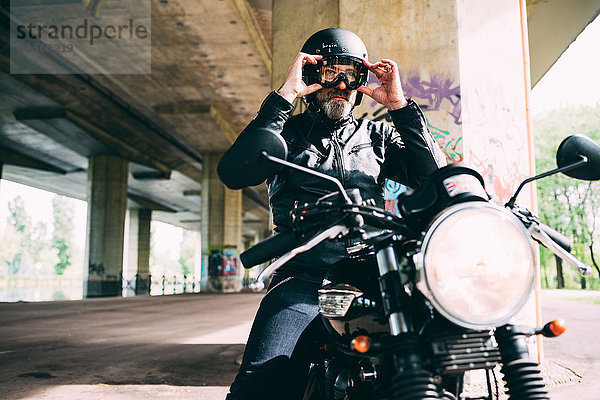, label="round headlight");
[416,202,535,329]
